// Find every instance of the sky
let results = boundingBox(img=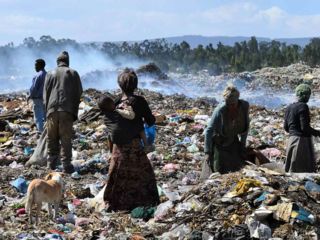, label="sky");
[0,0,320,45]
